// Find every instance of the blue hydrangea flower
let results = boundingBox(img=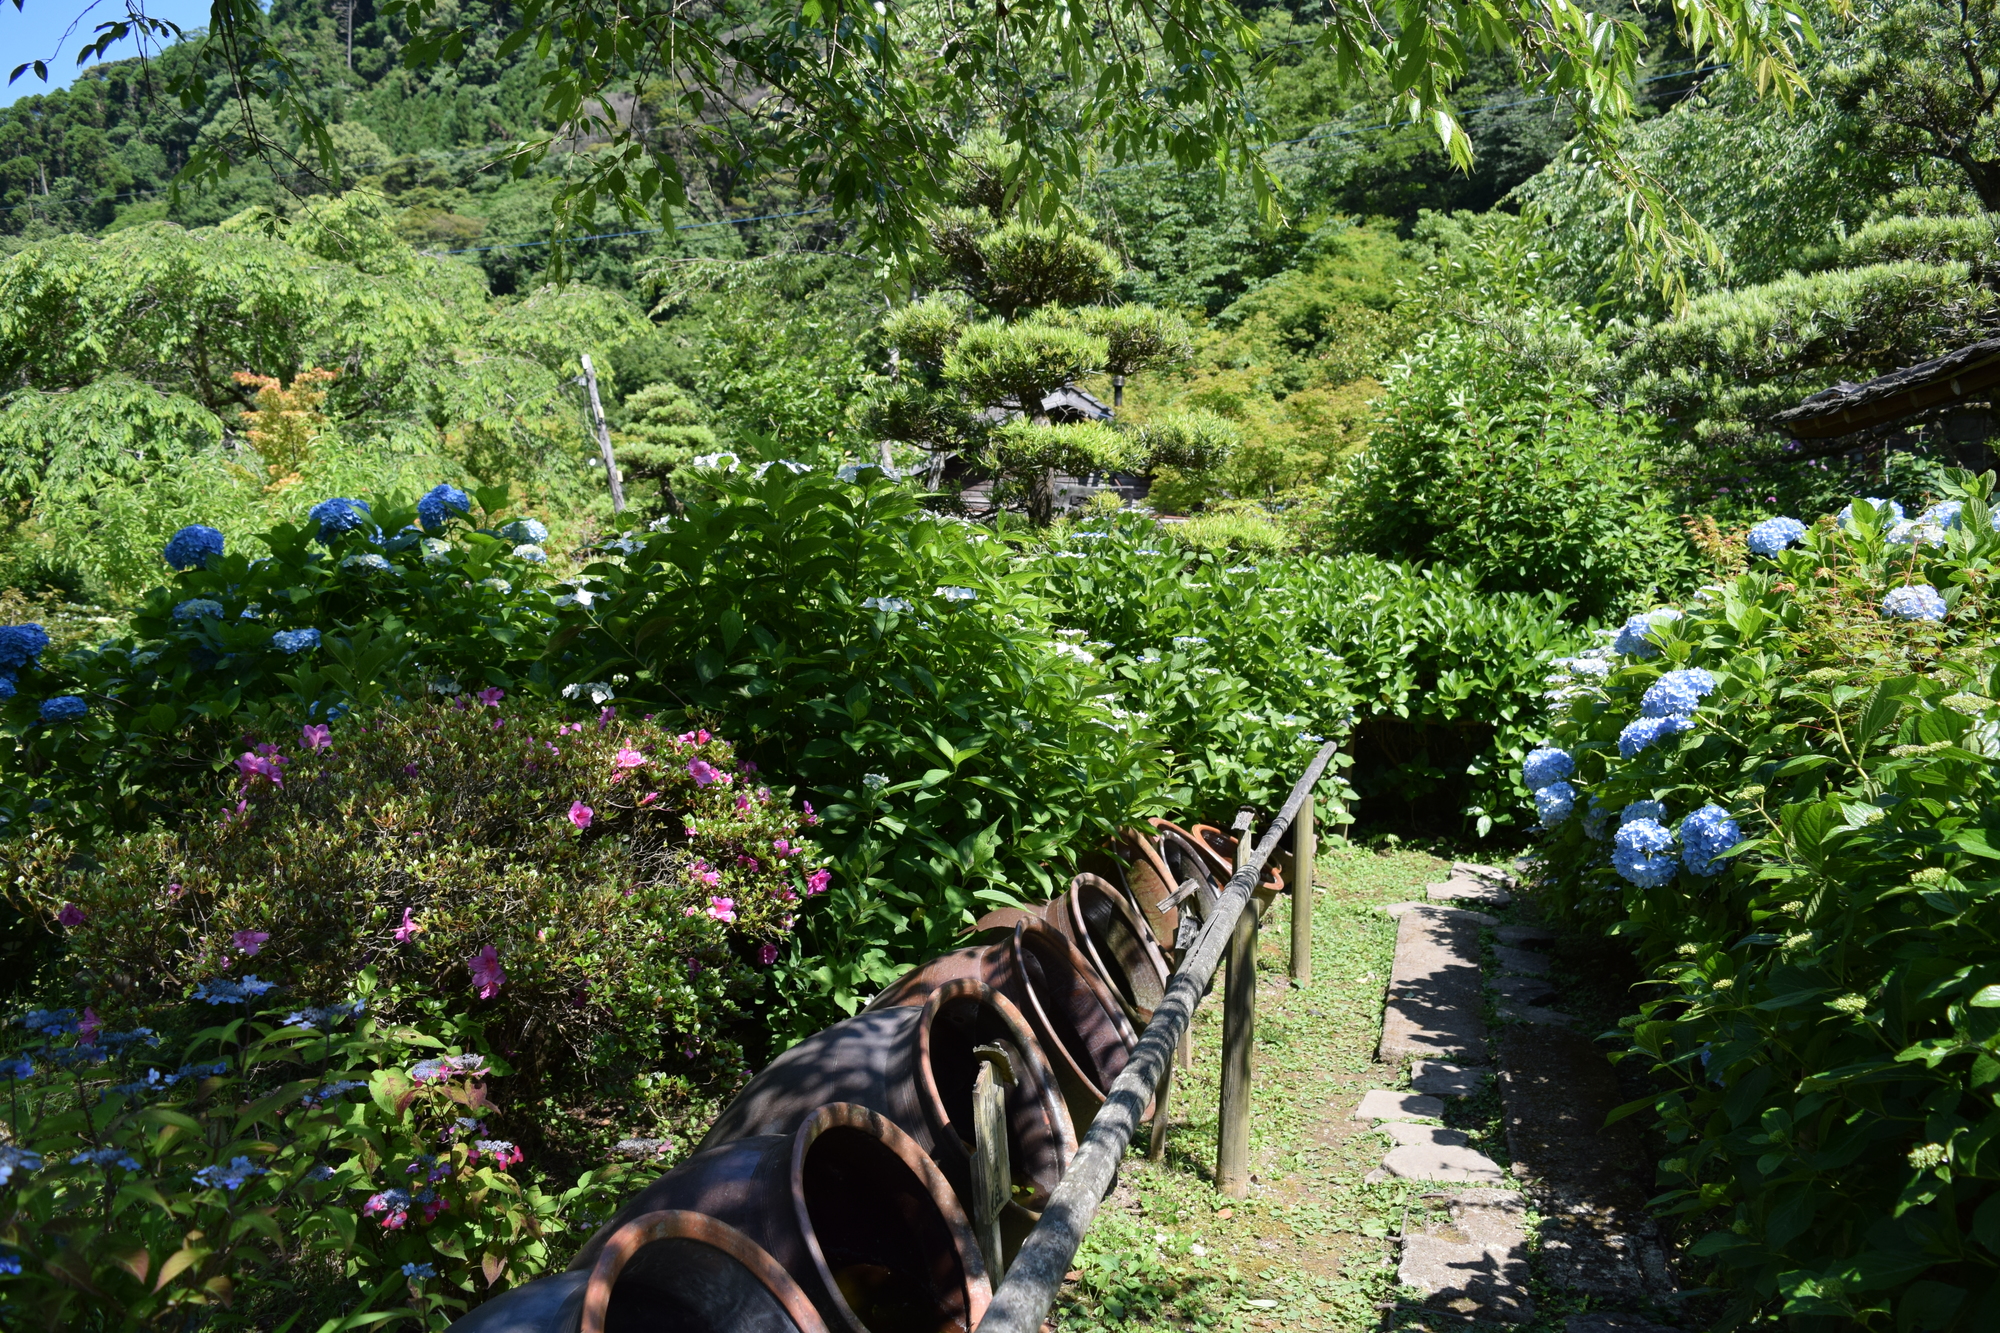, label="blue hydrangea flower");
[1582,798,1611,840]
[191,975,276,1005]
[1922,501,1964,530]
[340,553,393,574]
[0,1252,19,1275]
[172,598,224,623]
[0,1056,32,1080]
[1888,519,1947,548]
[512,544,547,564]
[192,1156,267,1191]
[300,1080,367,1106]
[283,1001,365,1030]
[22,1007,76,1033]
[38,696,87,723]
[1680,805,1742,876]
[1621,800,1668,826]
[1613,609,1682,659]
[500,518,549,545]
[1612,818,1680,887]
[0,1146,43,1186]
[1522,746,1574,788]
[1618,714,1694,758]
[0,624,50,671]
[70,1148,143,1171]
[420,537,451,565]
[272,629,322,654]
[402,1263,438,1280]
[1838,498,1905,530]
[163,524,225,570]
[1533,781,1577,827]
[308,497,373,542]
[1882,584,1947,622]
[1745,517,1807,555]
[417,484,472,532]
[1641,668,1717,718]
[0,676,15,702]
